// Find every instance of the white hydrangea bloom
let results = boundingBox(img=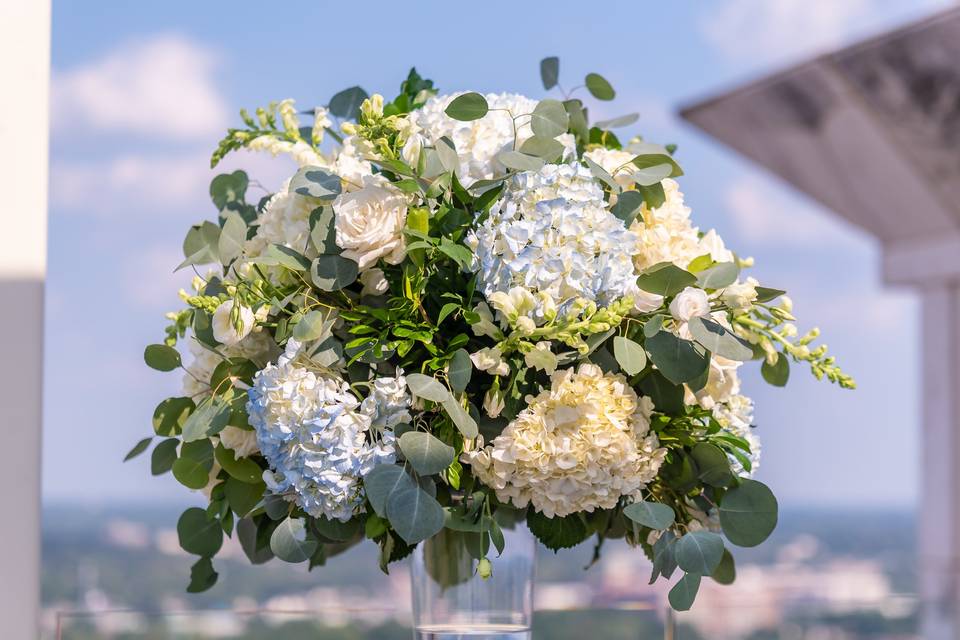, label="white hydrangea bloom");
[360,370,412,430]
[467,163,641,318]
[712,393,761,476]
[411,92,574,186]
[466,364,667,518]
[246,343,396,521]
